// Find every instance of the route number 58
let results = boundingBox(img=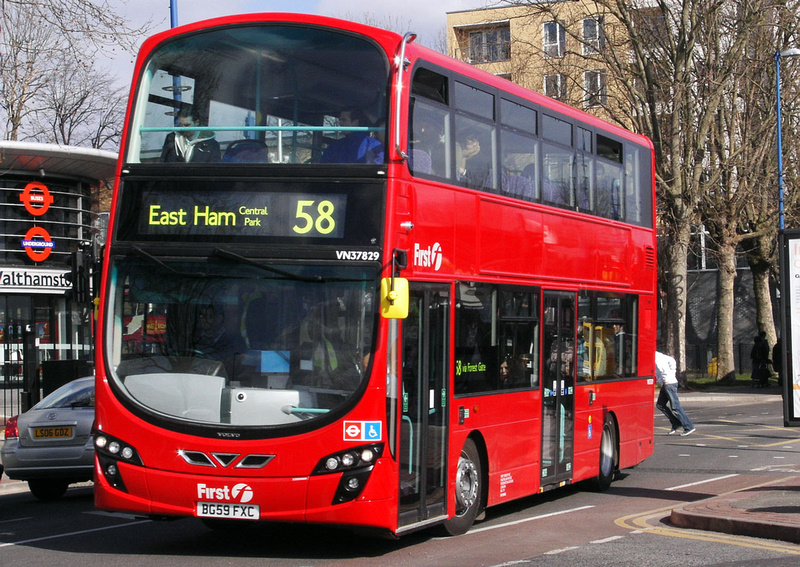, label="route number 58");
[293,200,336,235]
